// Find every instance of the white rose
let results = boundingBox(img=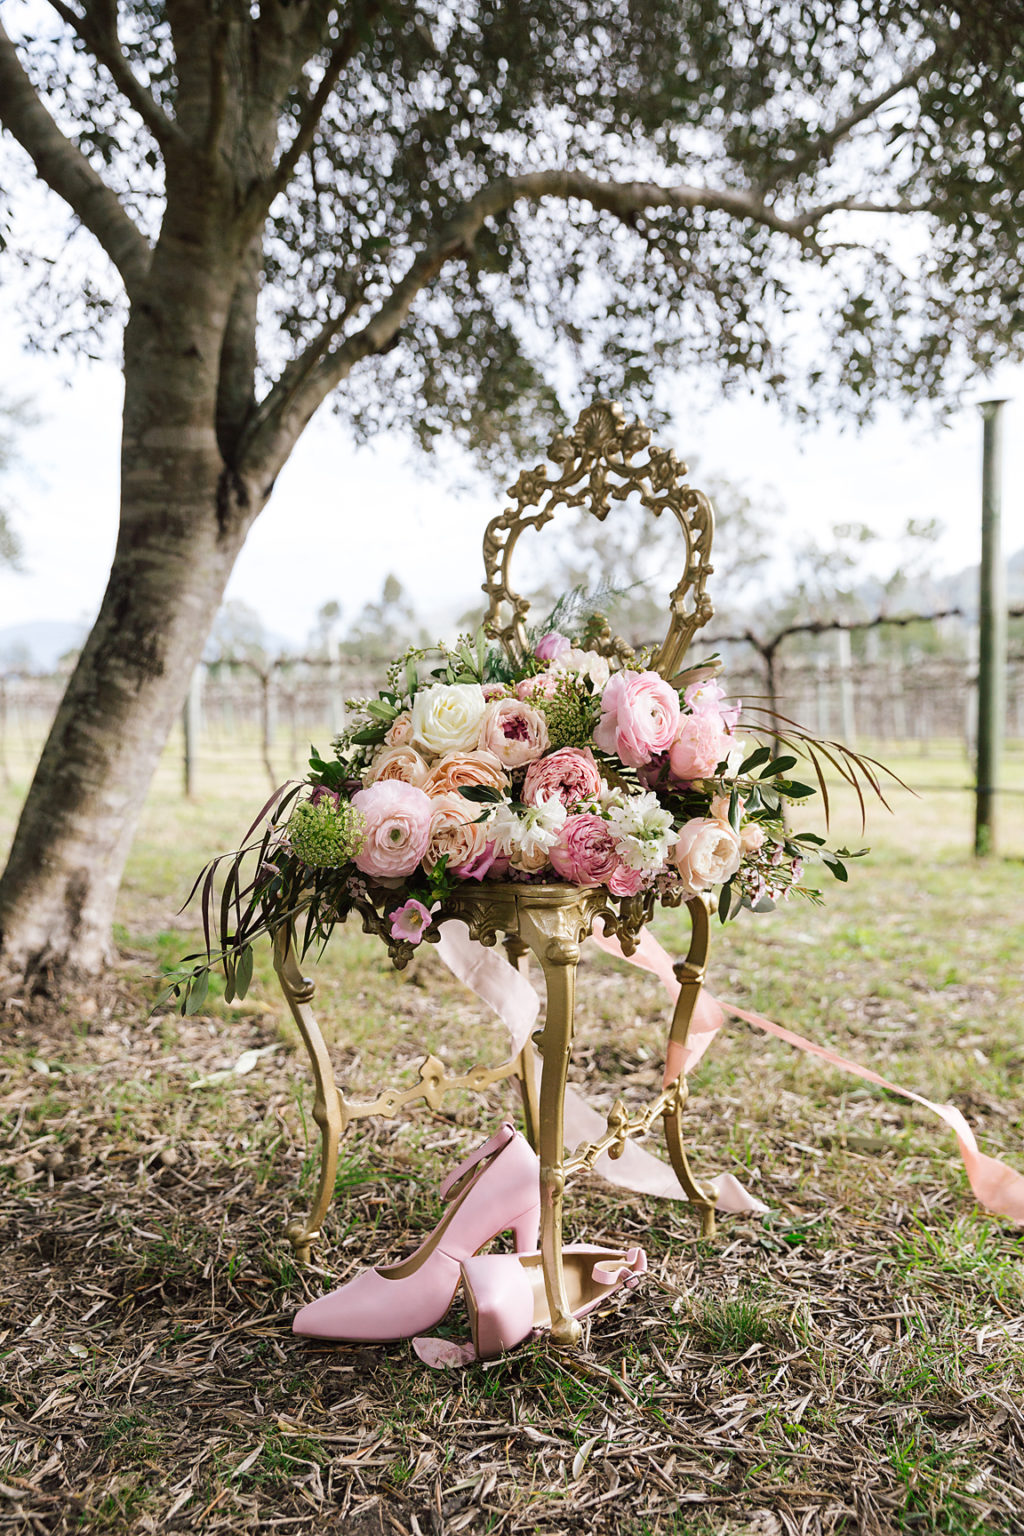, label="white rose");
[410,683,487,756]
